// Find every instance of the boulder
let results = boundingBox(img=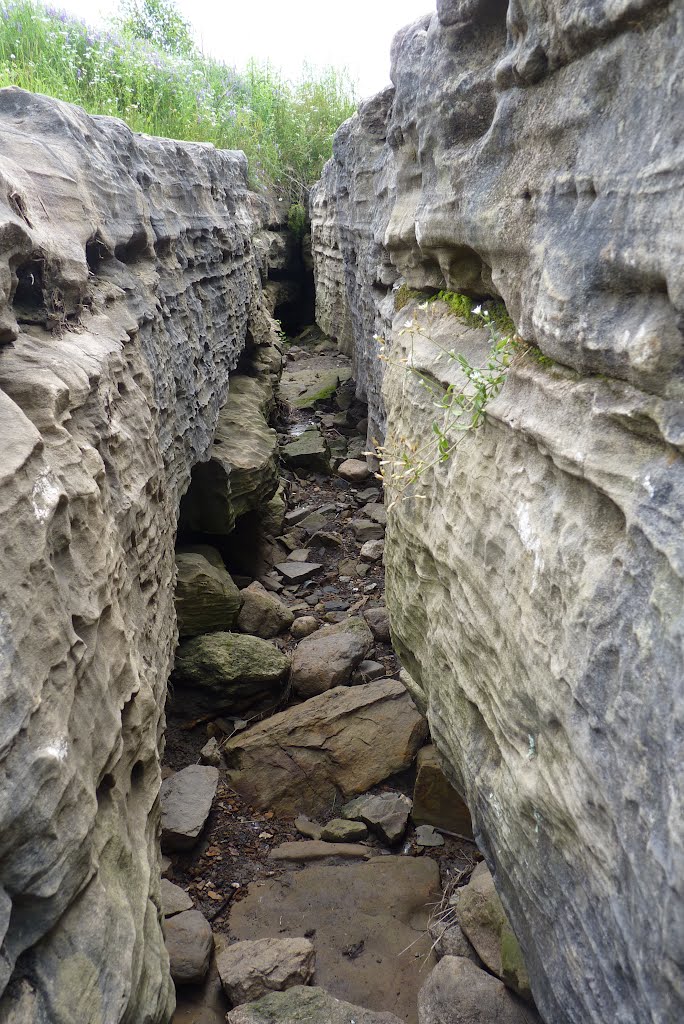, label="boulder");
[160,879,193,918]
[216,937,315,1005]
[223,679,428,816]
[342,792,413,845]
[290,616,373,698]
[237,581,295,638]
[227,987,404,1024]
[418,957,540,1024]
[412,746,473,838]
[165,909,213,986]
[173,632,290,715]
[229,857,440,1022]
[281,428,330,474]
[456,864,531,1001]
[175,550,241,639]
[338,458,370,482]
[160,765,219,852]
